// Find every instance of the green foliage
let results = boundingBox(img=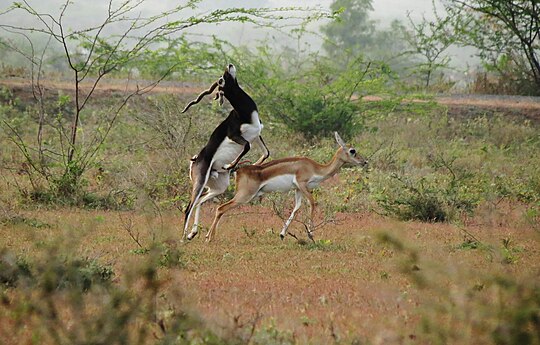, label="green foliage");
[524,206,540,231]
[227,45,393,139]
[456,238,481,251]
[0,248,114,292]
[0,249,31,287]
[0,0,330,206]
[418,269,540,344]
[0,245,226,345]
[490,277,540,345]
[321,0,414,78]
[363,101,540,223]
[252,321,296,345]
[301,239,346,251]
[379,232,540,344]
[444,0,540,95]
[38,256,115,293]
[123,36,220,80]
[373,170,478,223]
[500,237,524,265]
[321,0,376,58]
[156,243,184,268]
[0,214,51,229]
[403,2,456,89]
